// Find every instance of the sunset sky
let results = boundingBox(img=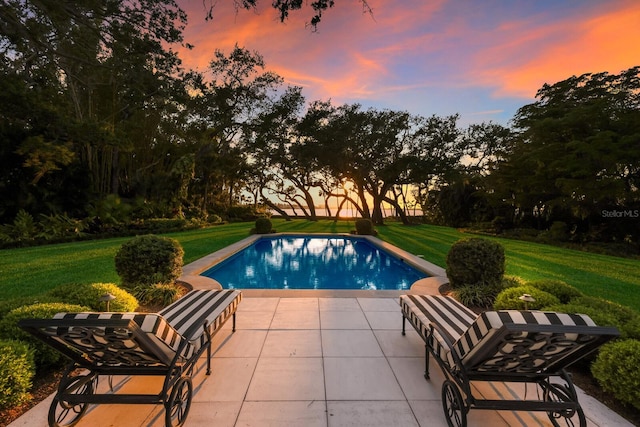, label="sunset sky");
[175,0,640,126]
